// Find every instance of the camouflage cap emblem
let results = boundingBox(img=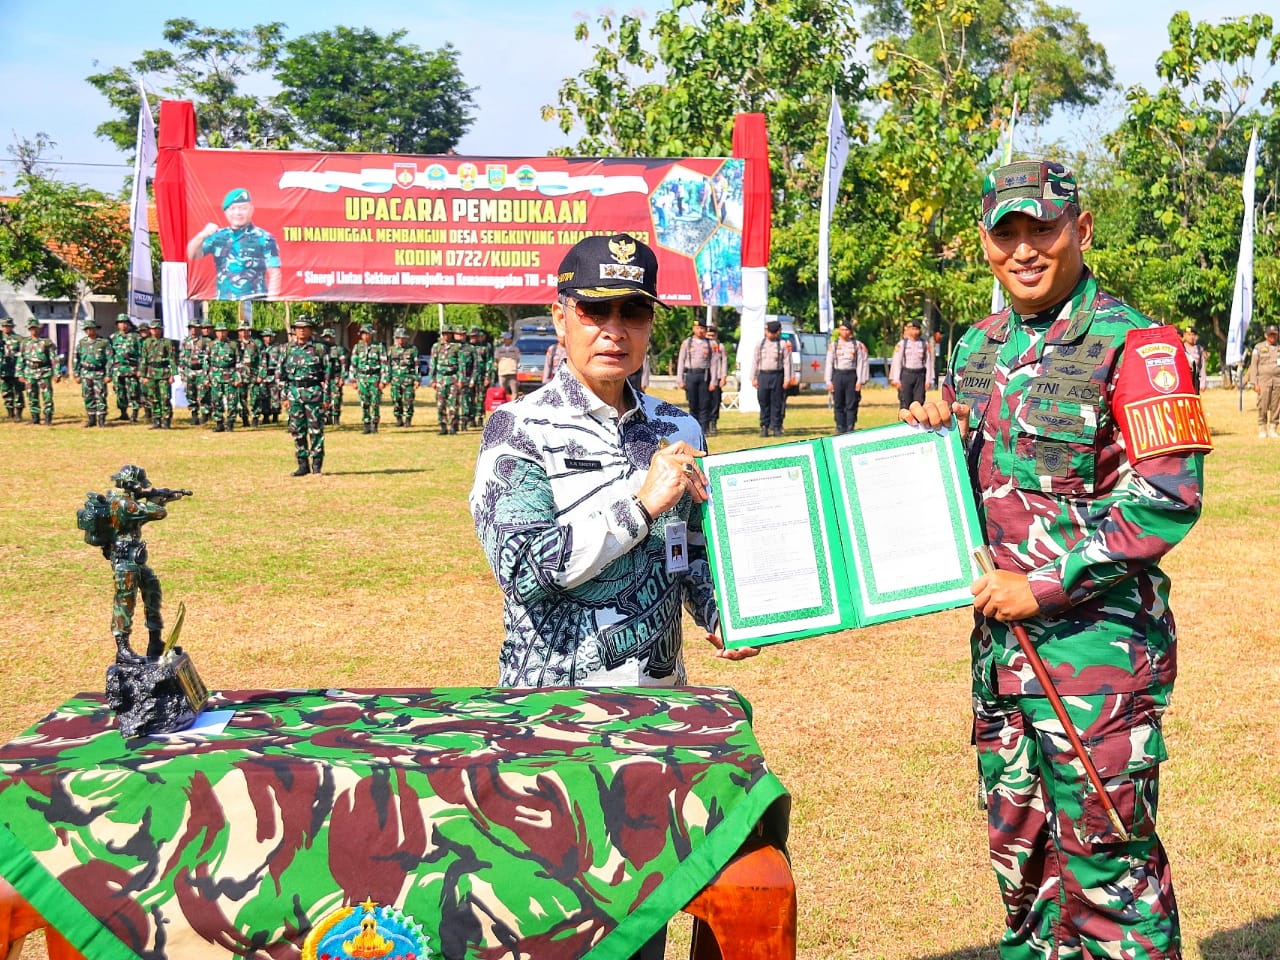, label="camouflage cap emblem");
[981,160,1079,230]
[222,187,251,209]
